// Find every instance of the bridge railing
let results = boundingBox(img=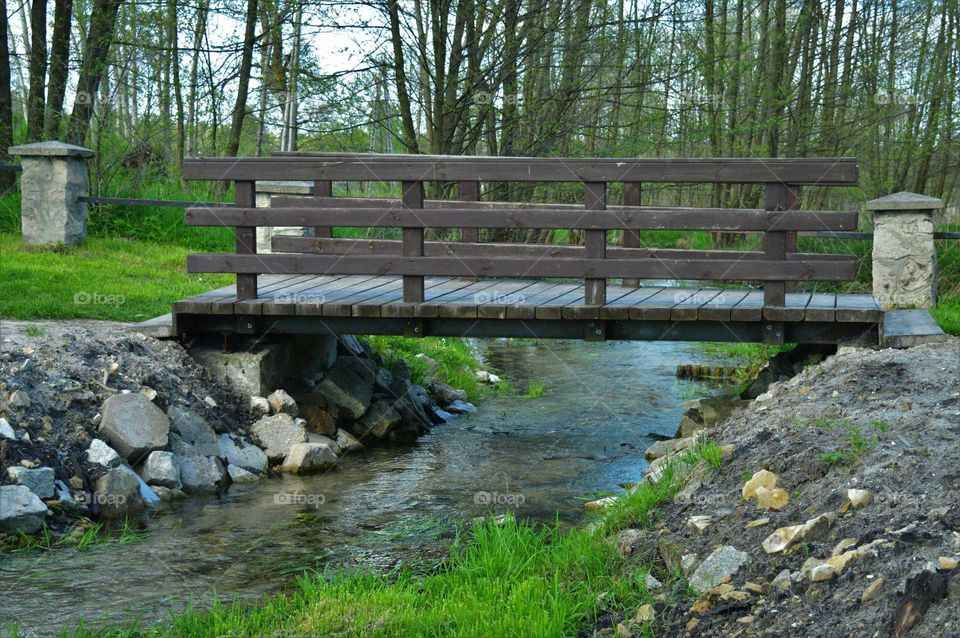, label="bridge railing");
[181,155,860,321]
